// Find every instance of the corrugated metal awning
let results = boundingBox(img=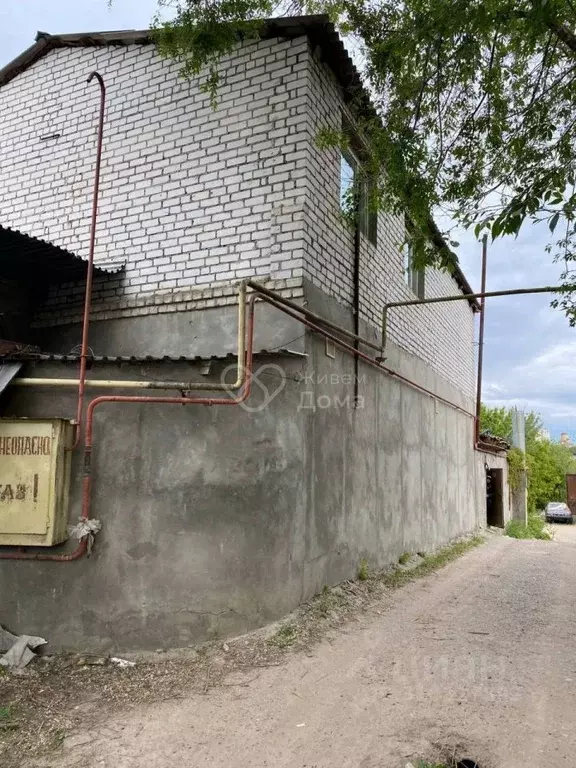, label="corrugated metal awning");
[0,363,24,395]
[1,349,307,364]
[0,226,124,284]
